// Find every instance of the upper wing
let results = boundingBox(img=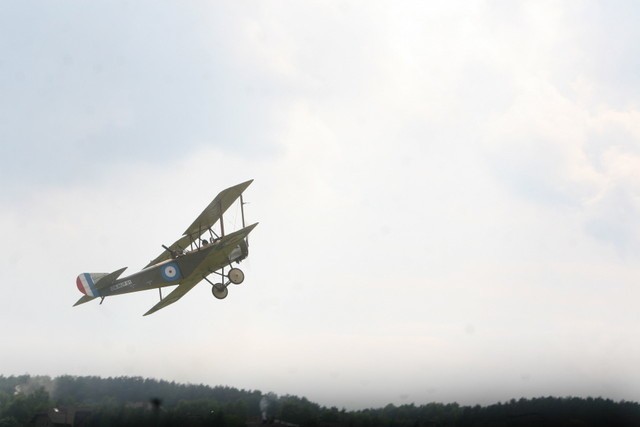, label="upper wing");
[183,179,253,238]
[145,179,253,268]
[143,223,258,316]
